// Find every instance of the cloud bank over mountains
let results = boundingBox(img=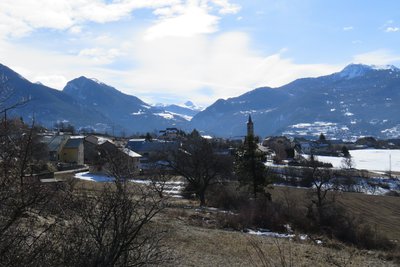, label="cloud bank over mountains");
[0,0,399,106]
